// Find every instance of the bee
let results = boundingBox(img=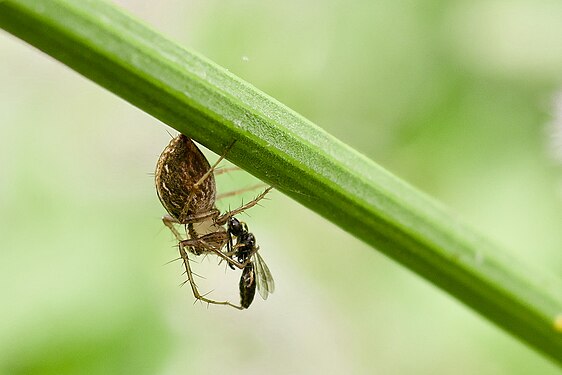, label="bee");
[227,217,275,308]
[155,134,273,309]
